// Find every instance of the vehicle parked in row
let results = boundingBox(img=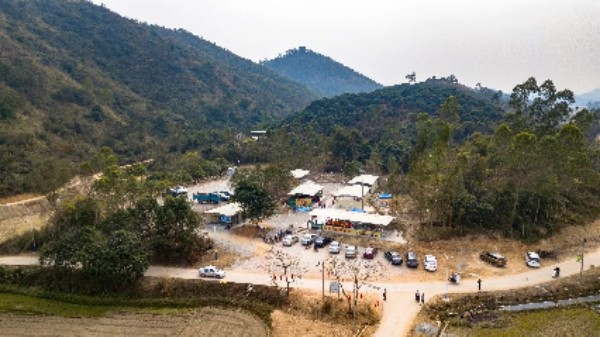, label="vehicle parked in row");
[384,251,403,265]
[282,235,299,246]
[480,251,507,267]
[345,245,358,259]
[406,251,419,268]
[165,186,189,198]
[329,241,342,254]
[300,233,318,246]
[363,247,378,259]
[525,251,540,268]
[213,191,231,201]
[198,265,225,279]
[193,192,220,204]
[424,254,438,272]
[314,236,333,248]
